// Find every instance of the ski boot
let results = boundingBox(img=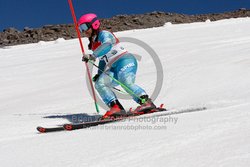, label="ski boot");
[101,100,126,120]
[132,95,156,115]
